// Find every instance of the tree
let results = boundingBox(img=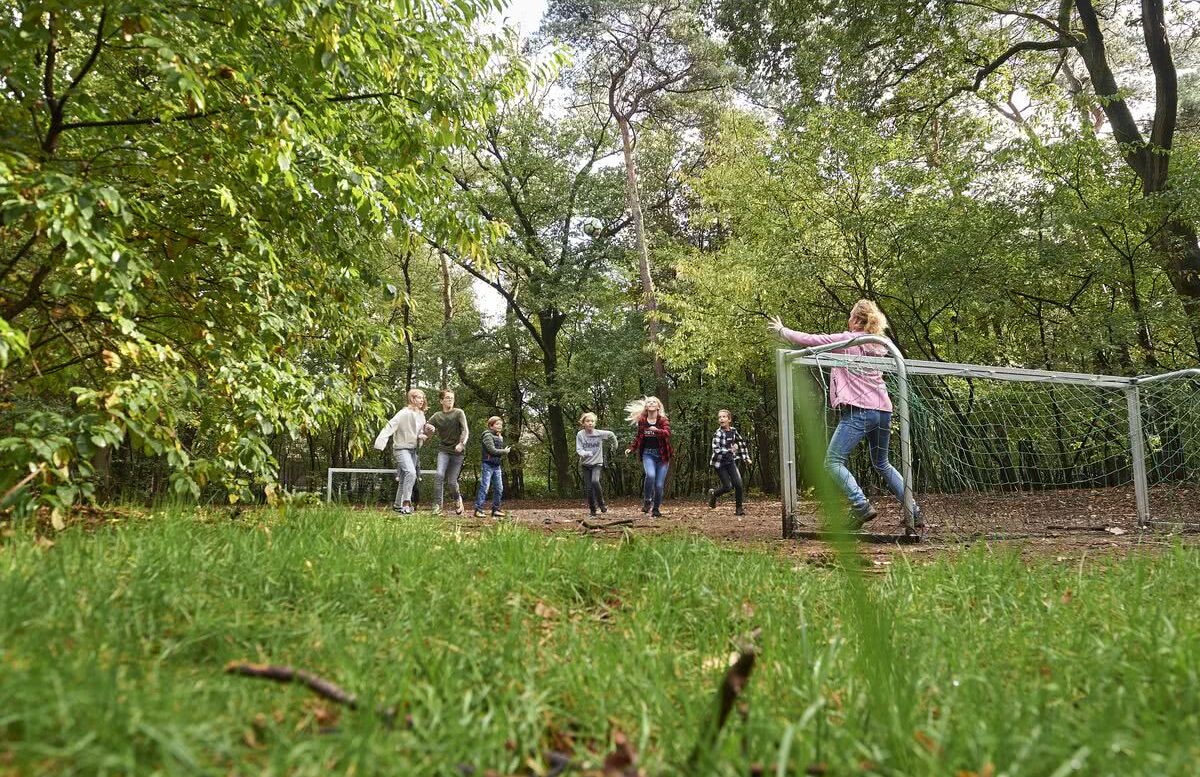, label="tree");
[715,0,1200,357]
[0,1,526,519]
[542,0,732,403]
[429,95,631,495]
